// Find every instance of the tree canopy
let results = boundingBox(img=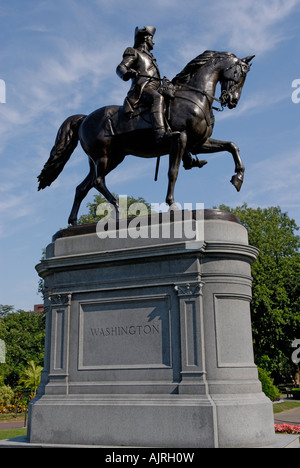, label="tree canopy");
[0,306,45,388]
